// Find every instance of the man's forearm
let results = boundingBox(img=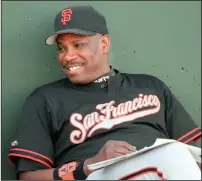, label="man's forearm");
[19,169,54,180]
[19,158,95,180]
